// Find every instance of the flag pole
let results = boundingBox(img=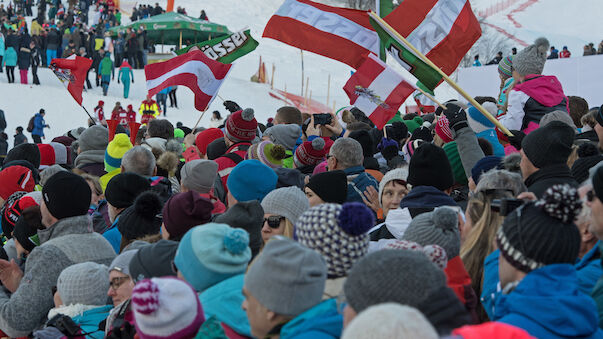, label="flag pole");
[368,11,513,136]
[81,106,96,125]
[193,110,208,130]
[414,86,445,109]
